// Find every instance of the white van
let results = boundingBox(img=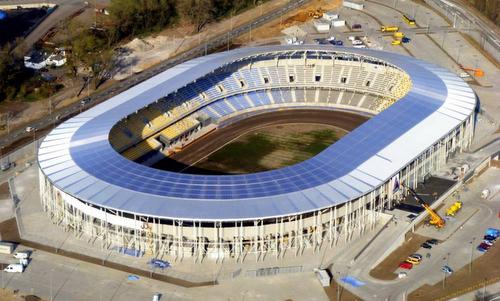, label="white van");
[3,264,24,273]
[13,251,30,259]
